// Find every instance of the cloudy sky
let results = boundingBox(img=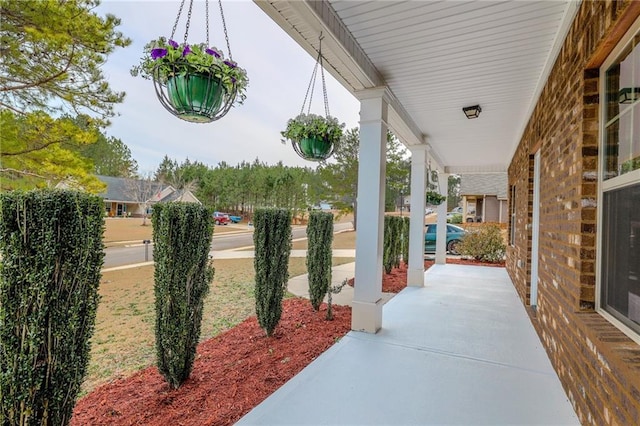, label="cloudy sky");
[96,0,361,174]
